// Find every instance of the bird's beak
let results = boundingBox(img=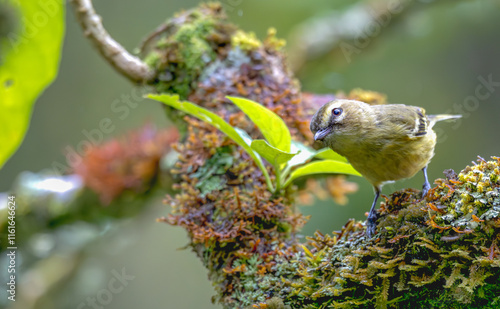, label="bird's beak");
[314,127,332,141]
